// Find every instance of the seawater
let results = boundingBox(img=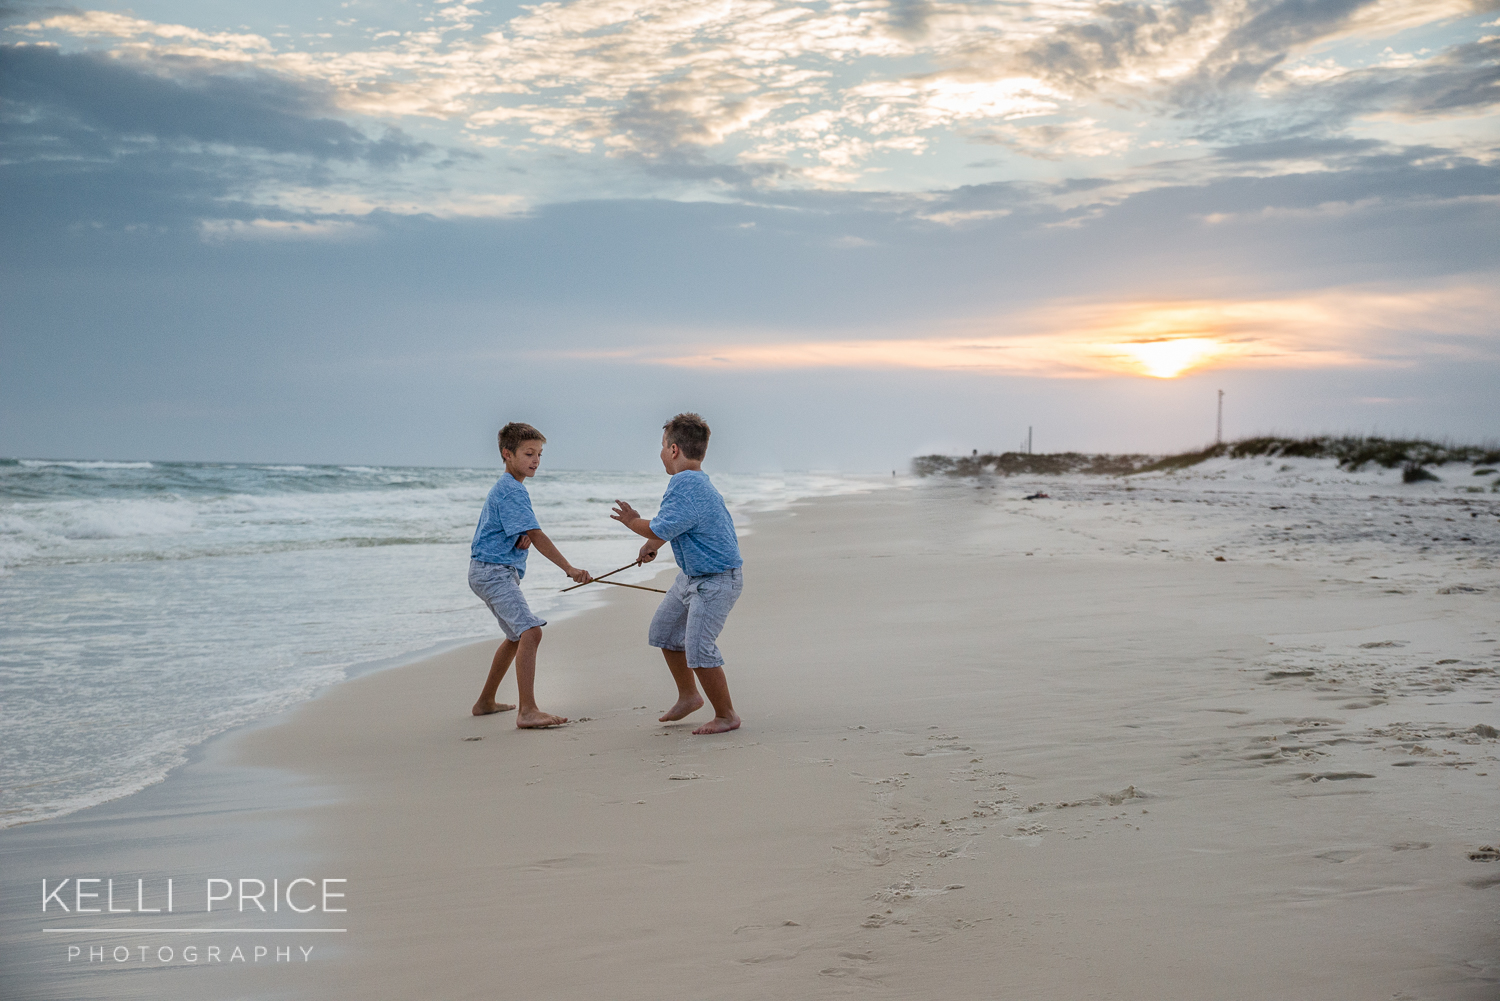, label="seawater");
[0,459,881,828]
